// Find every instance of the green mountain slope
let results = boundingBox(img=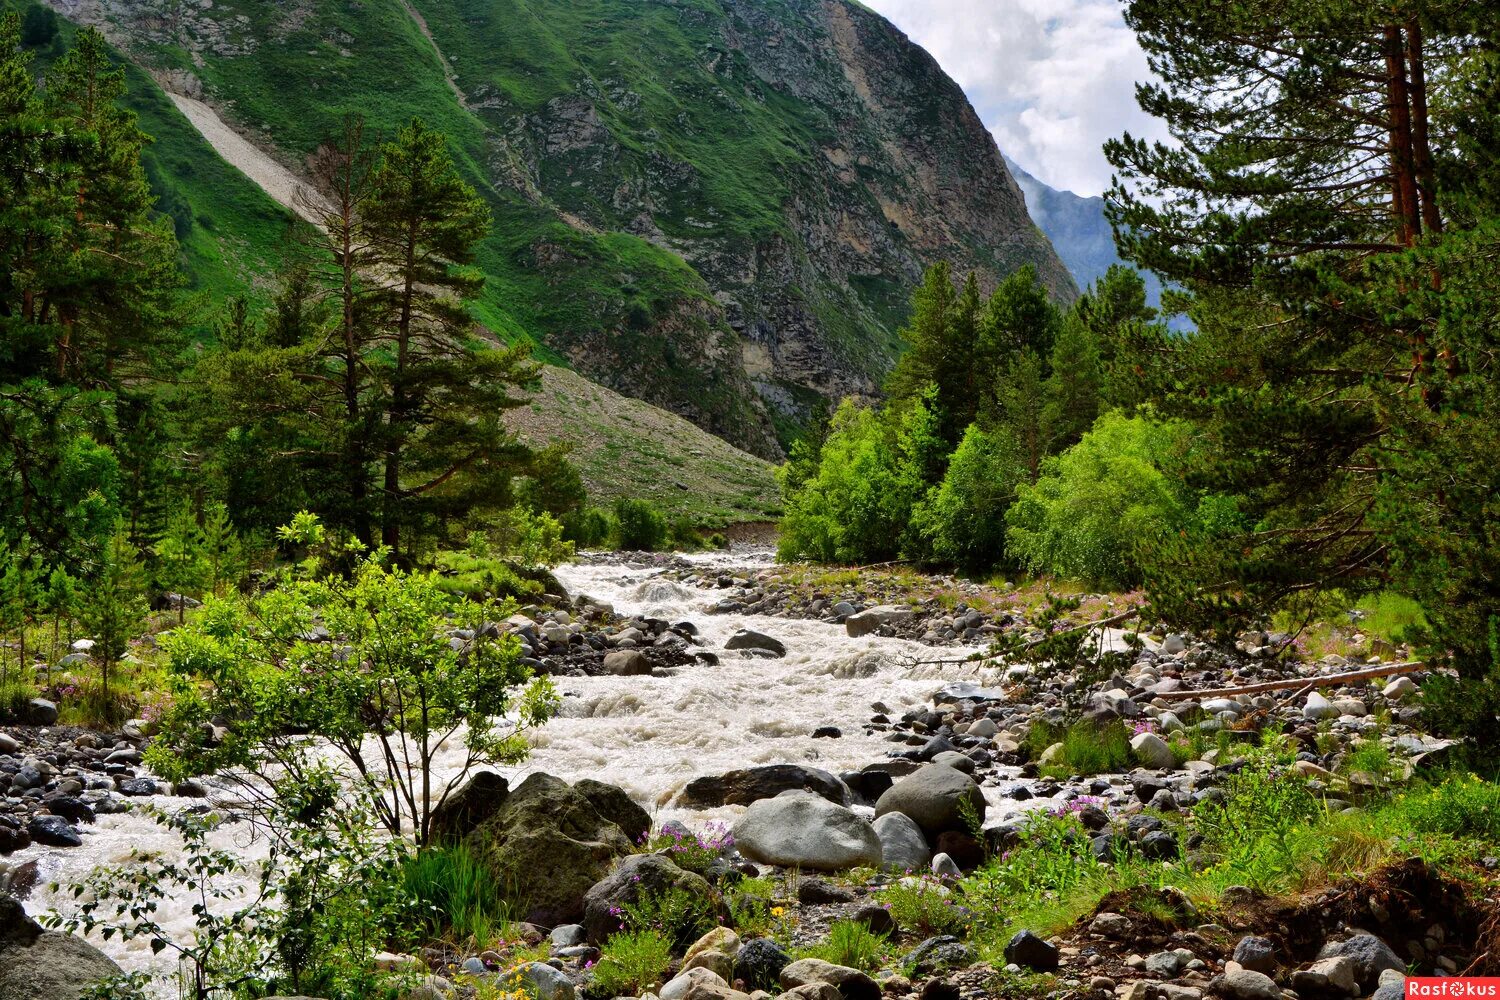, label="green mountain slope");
[40,0,1074,457]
